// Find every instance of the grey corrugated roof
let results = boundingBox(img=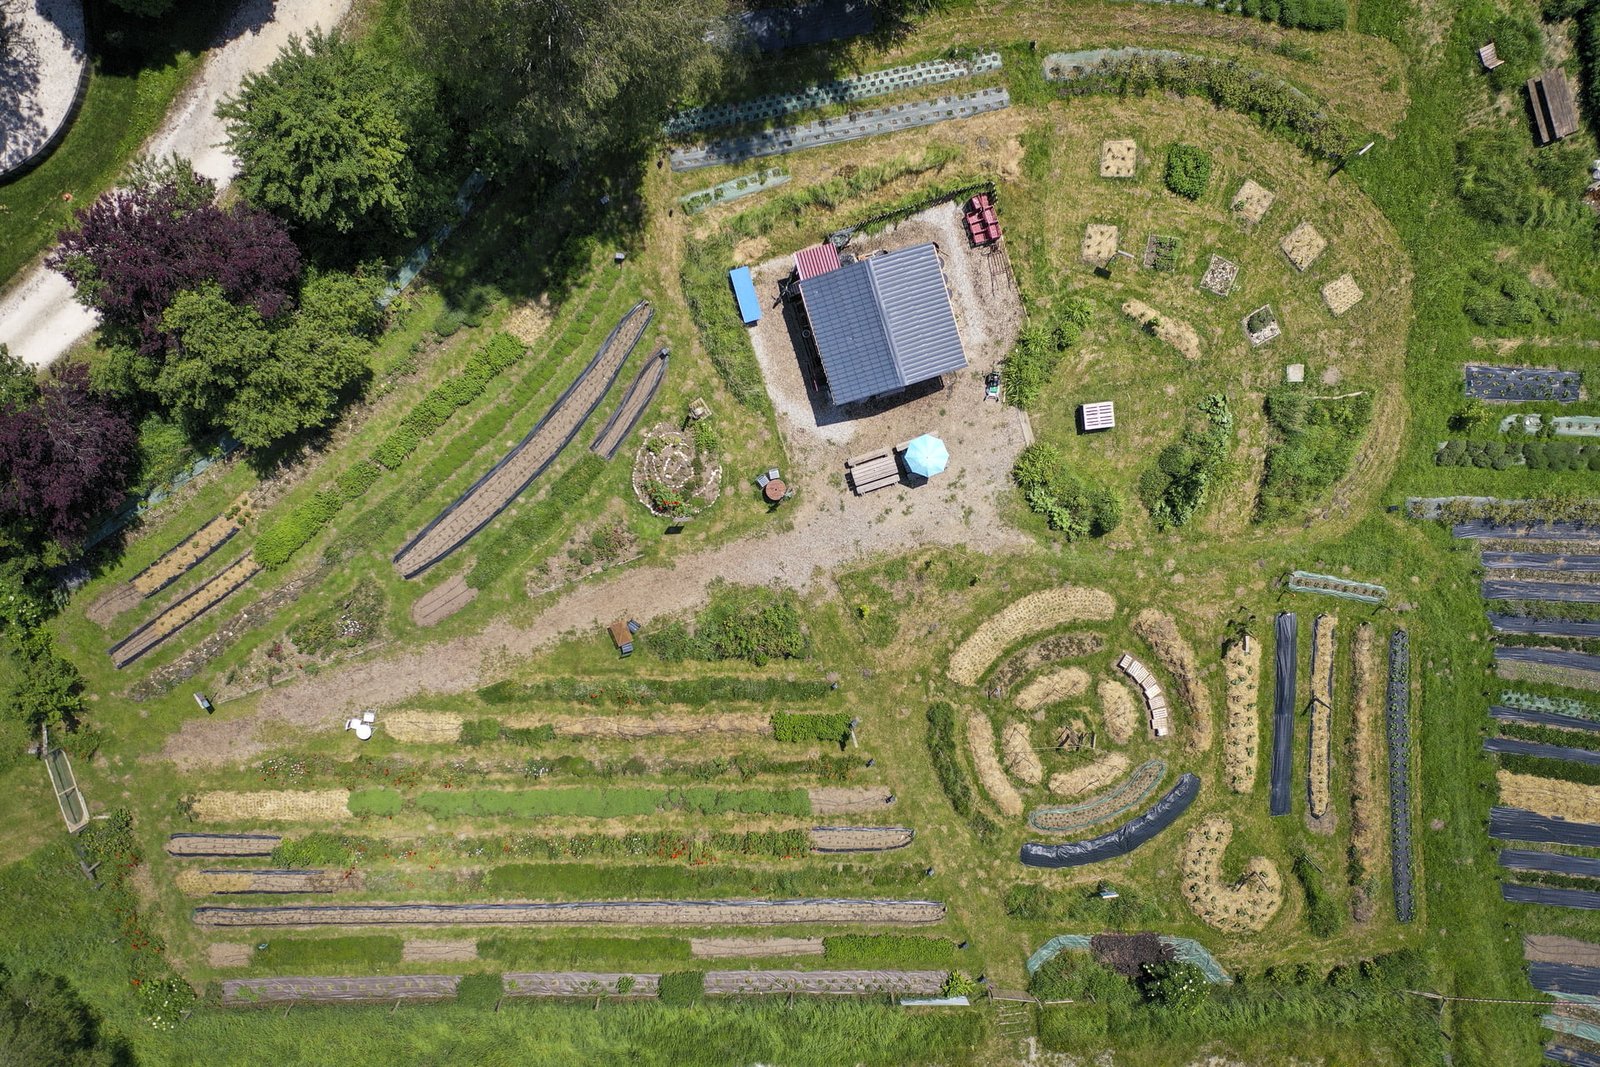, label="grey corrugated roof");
[799,243,967,406]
